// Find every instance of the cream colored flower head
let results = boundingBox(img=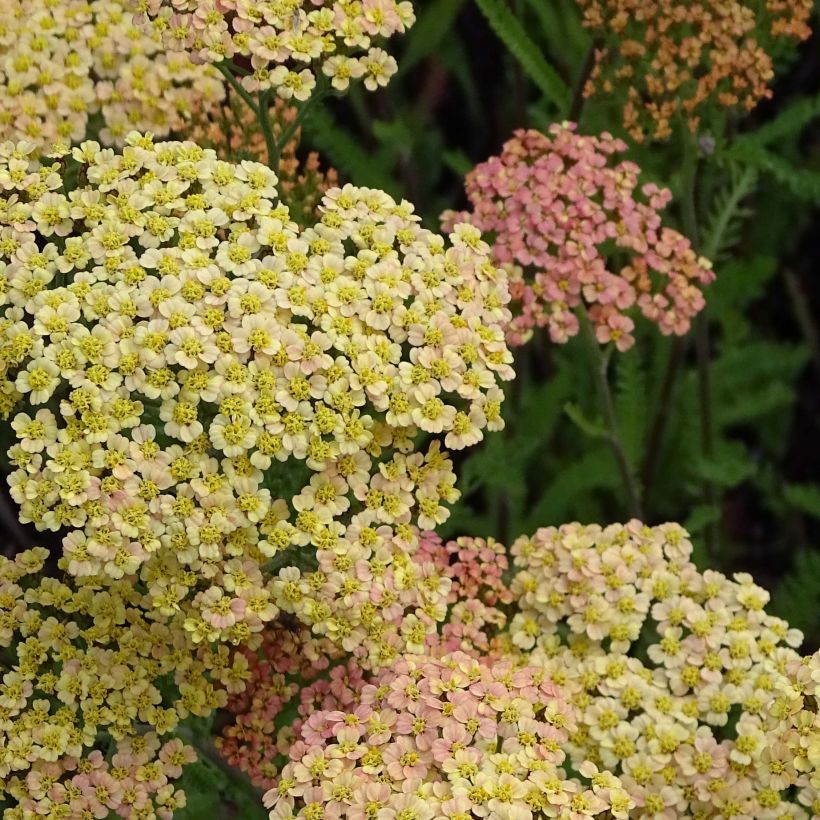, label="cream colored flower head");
[132,0,414,100]
[0,0,224,150]
[0,133,513,665]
